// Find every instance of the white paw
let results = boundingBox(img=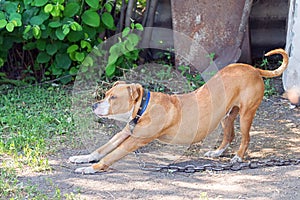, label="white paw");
[204,150,223,158]
[231,155,242,163]
[69,152,101,164]
[74,166,97,174]
[69,155,92,163]
[204,144,229,158]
